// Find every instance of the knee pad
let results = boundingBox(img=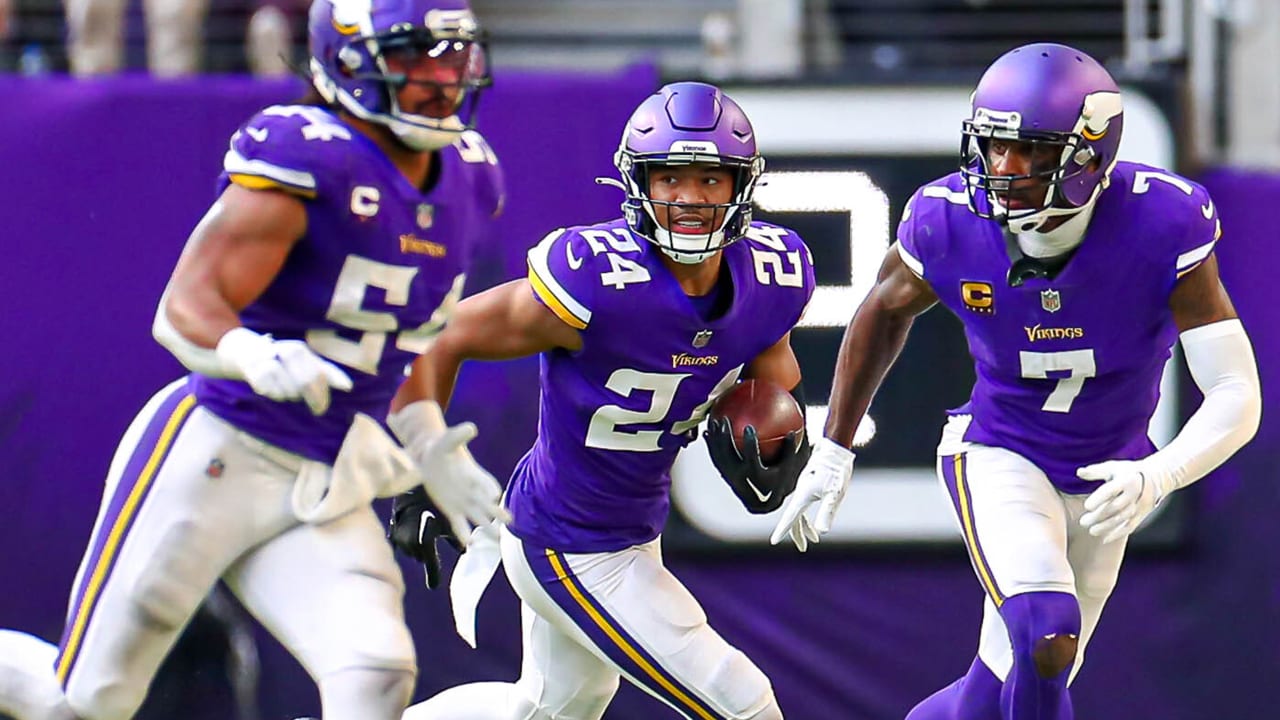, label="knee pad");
[705,648,776,720]
[130,522,214,632]
[1032,634,1079,679]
